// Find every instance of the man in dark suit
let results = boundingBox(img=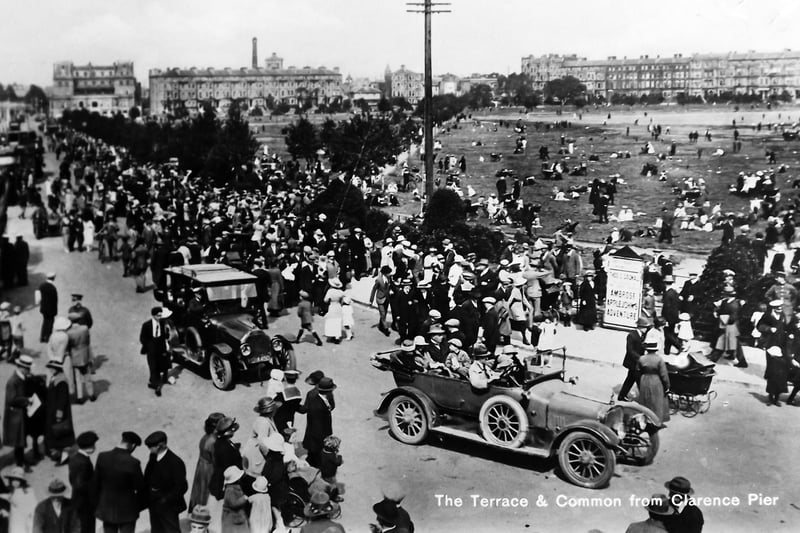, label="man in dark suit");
[618,318,650,401]
[347,227,367,279]
[37,272,58,342]
[370,266,393,336]
[13,234,29,286]
[679,272,699,315]
[479,297,501,355]
[67,294,93,329]
[4,355,33,470]
[661,276,682,355]
[33,479,80,533]
[93,431,145,533]
[139,307,170,397]
[69,431,98,533]
[251,257,271,329]
[664,476,704,533]
[143,431,187,533]
[475,259,499,299]
[302,377,335,468]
